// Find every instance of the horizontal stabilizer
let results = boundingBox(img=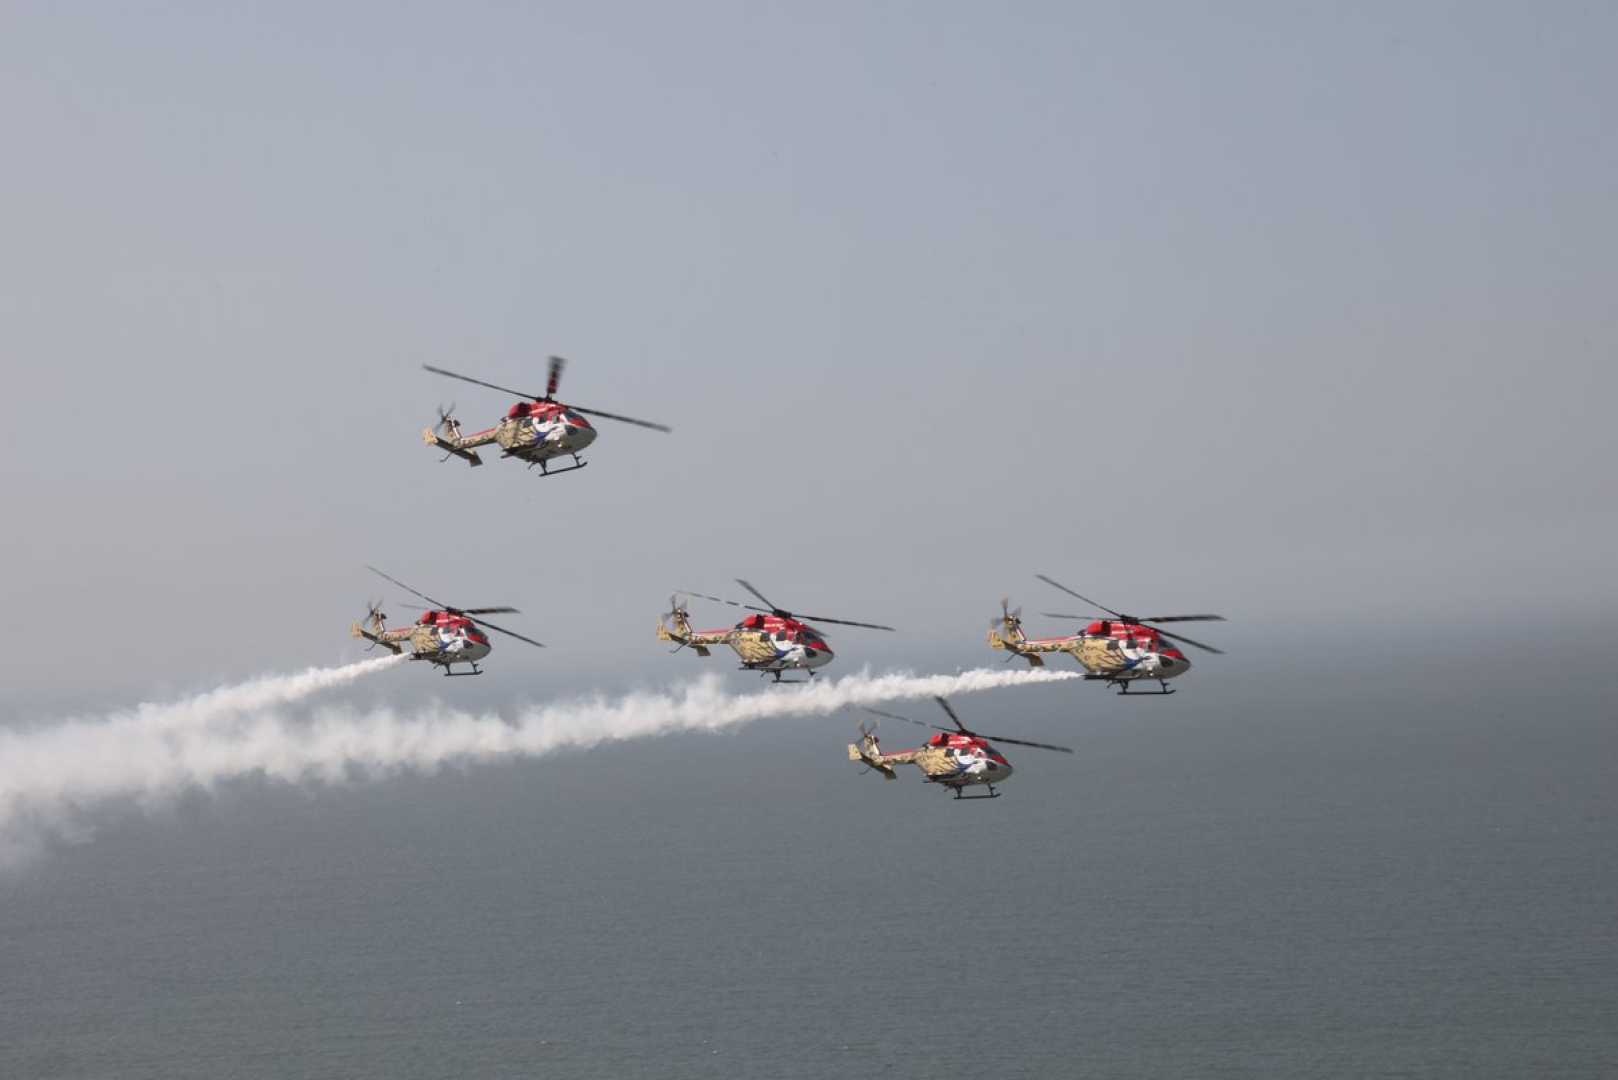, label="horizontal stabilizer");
[848,743,897,779]
[350,622,404,654]
[422,428,483,467]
